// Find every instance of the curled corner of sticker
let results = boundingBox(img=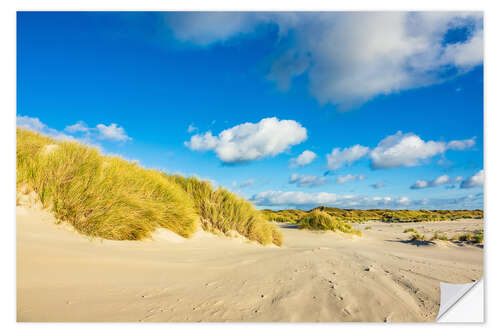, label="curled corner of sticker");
[436,279,483,322]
